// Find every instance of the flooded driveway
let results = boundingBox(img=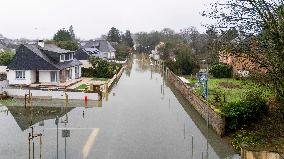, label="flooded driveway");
[0,55,238,159]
